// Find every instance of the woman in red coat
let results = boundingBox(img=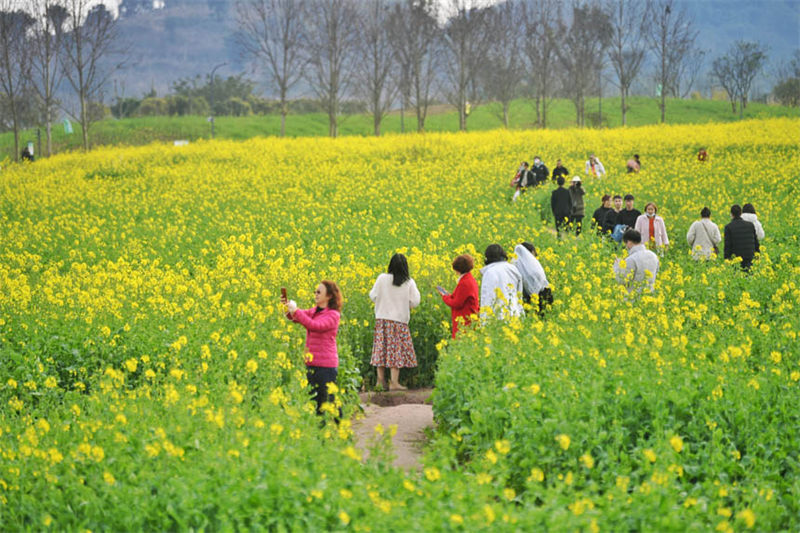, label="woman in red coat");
[440,254,480,338]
